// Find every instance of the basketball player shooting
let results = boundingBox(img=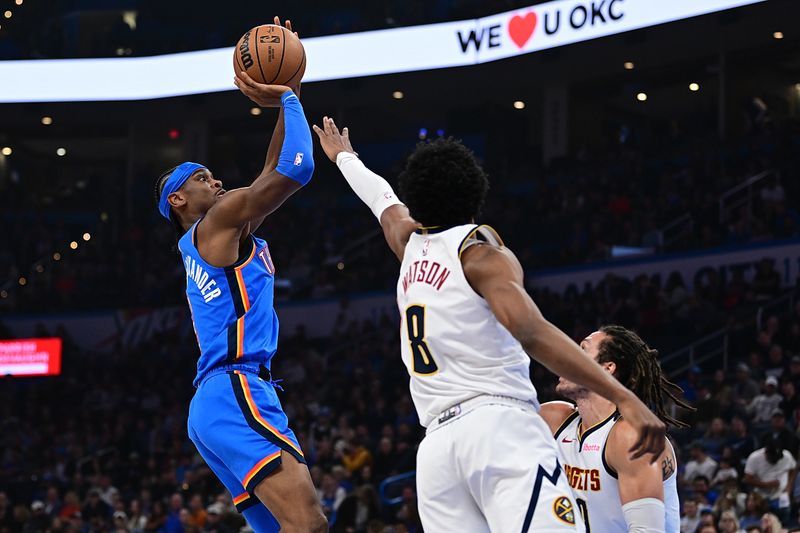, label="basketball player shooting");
[540,326,692,533]
[154,18,326,533]
[313,117,666,533]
